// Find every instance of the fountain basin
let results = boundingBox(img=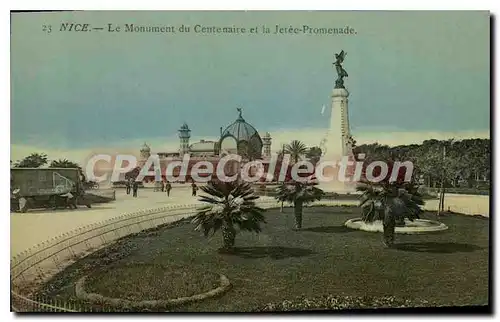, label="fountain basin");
[344,218,448,234]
